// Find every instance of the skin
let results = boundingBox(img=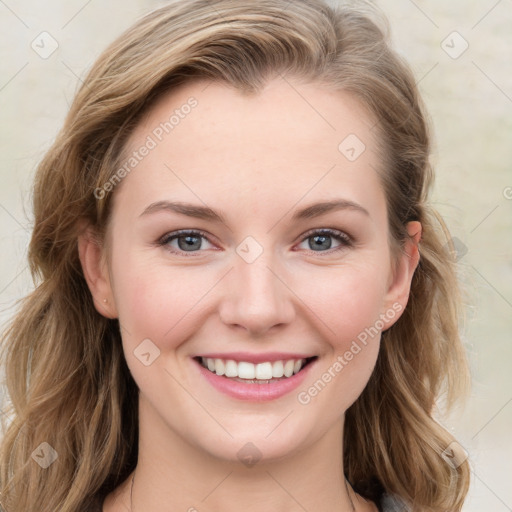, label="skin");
[79,76,421,512]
